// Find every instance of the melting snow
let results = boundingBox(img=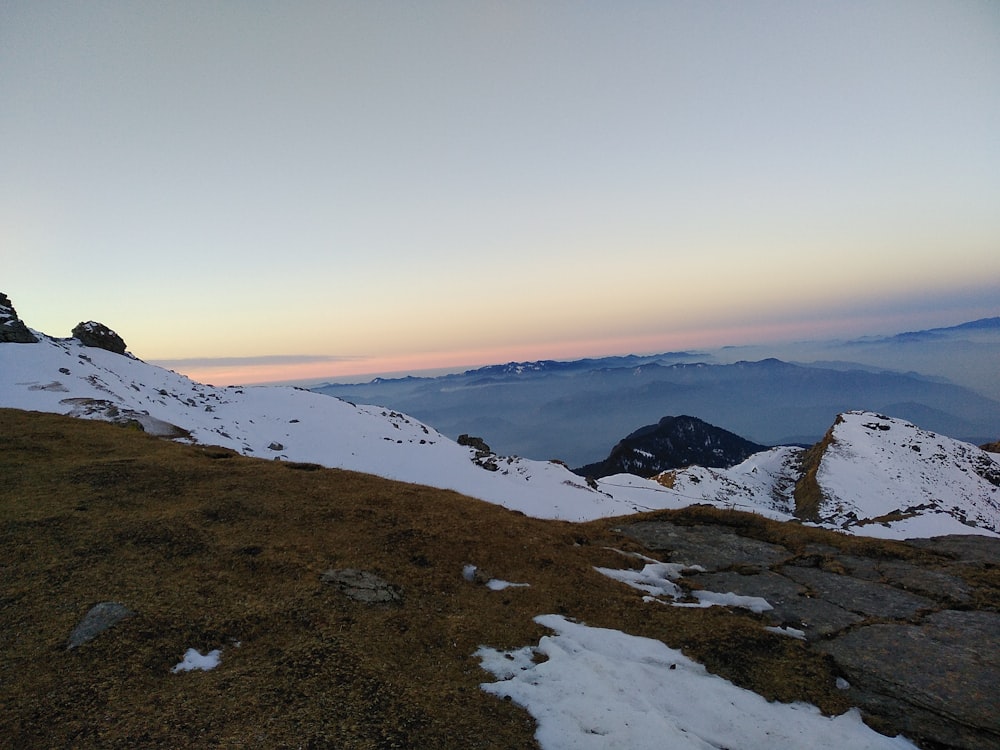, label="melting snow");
[476,615,916,750]
[171,648,221,673]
